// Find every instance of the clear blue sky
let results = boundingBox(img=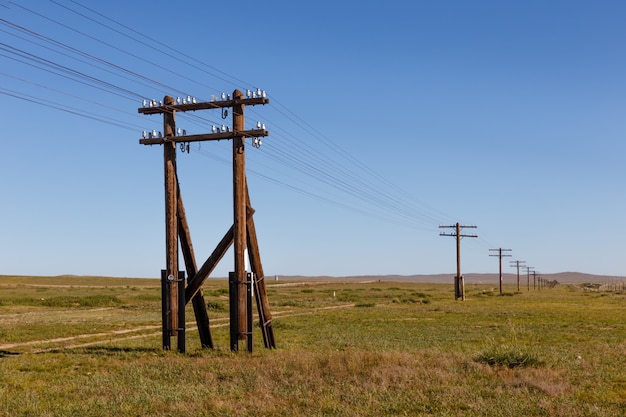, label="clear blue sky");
[1,0,624,278]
